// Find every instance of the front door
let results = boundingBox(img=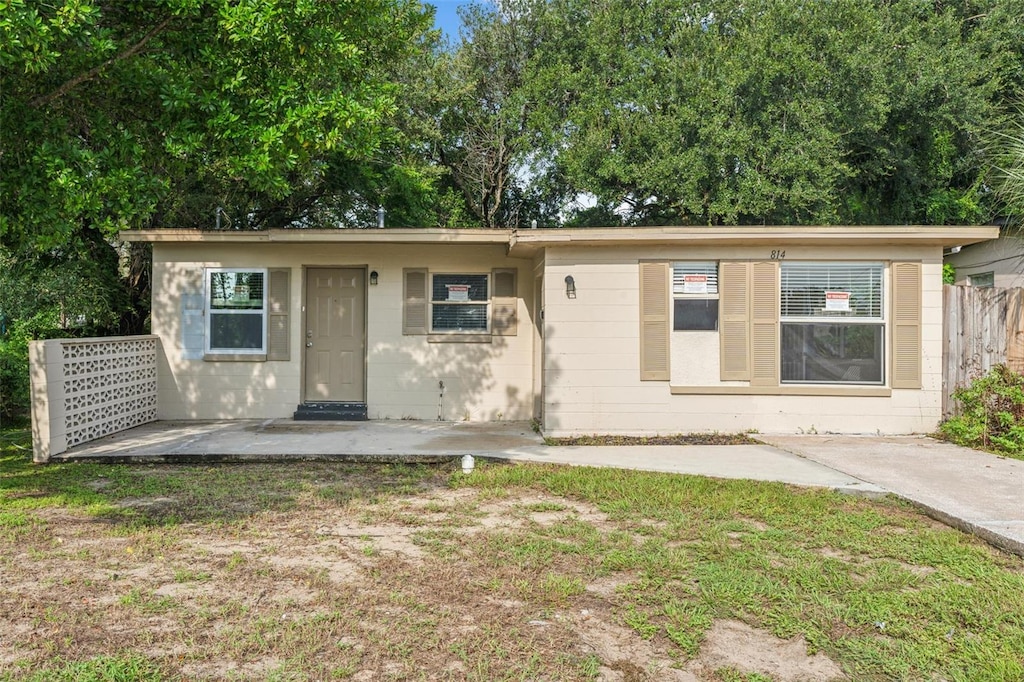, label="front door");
[305,268,365,402]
